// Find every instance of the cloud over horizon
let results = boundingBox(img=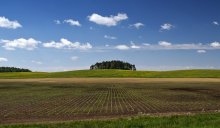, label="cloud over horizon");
[210,41,220,47]
[158,41,172,46]
[115,44,130,50]
[108,41,220,51]
[130,42,141,49]
[0,57,8,62]
[42,38,92,50]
